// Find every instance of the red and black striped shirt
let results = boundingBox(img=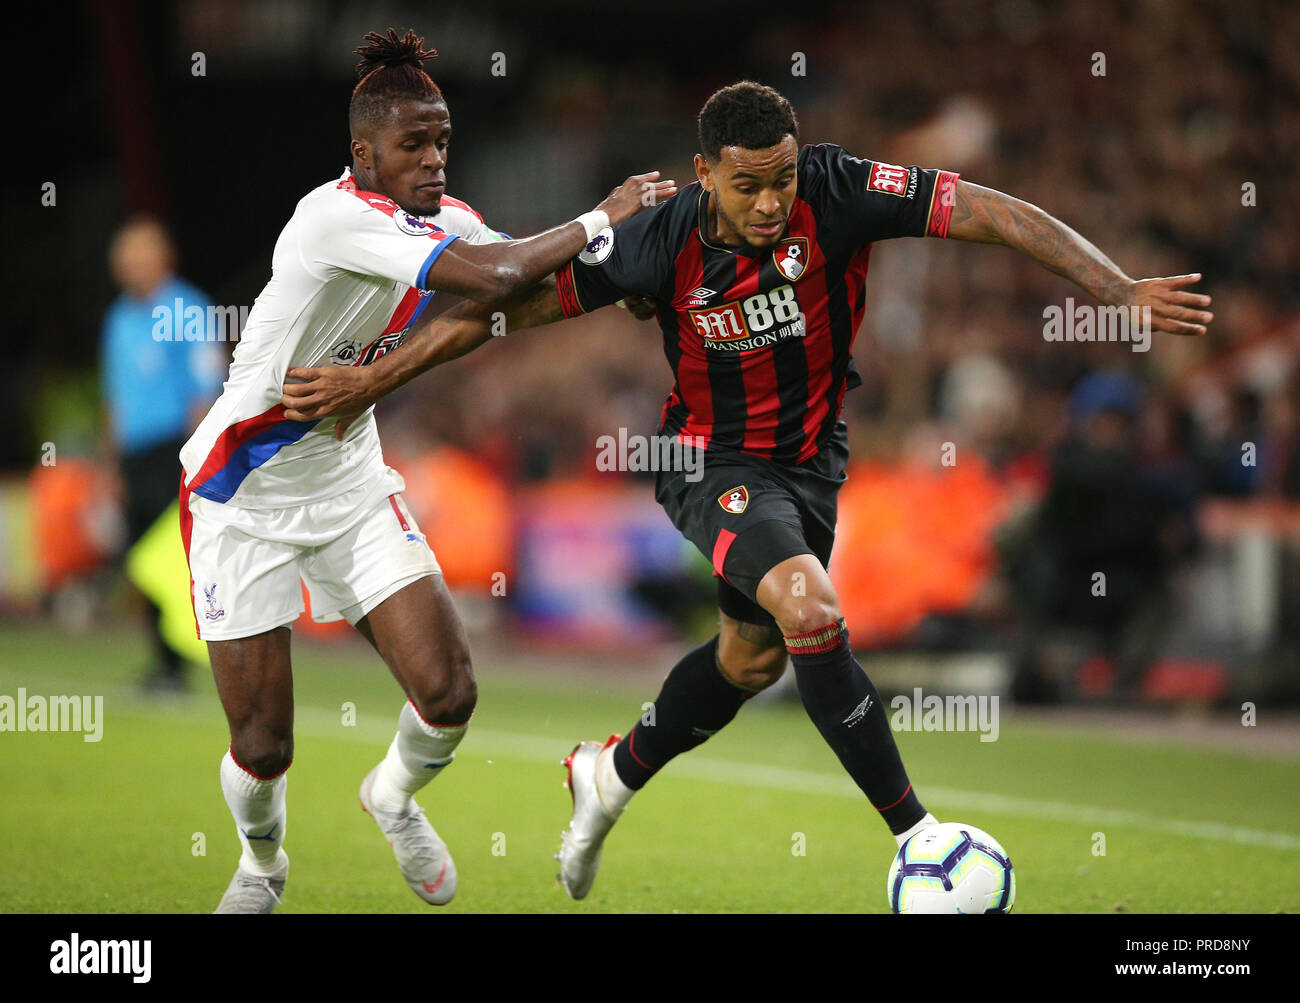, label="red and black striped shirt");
[555,143,960,466]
